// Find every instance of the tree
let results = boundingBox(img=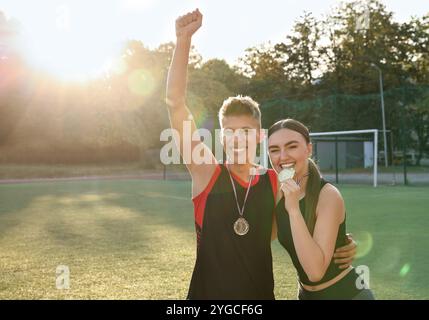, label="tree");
[237,43,289,101]
[408,94,429,165]
[275,12,322,87]
[0,11,28,147]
